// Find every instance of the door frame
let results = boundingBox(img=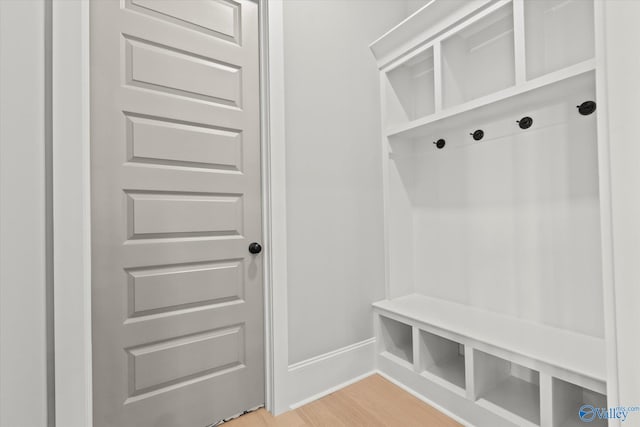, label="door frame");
[51,1,289,425]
